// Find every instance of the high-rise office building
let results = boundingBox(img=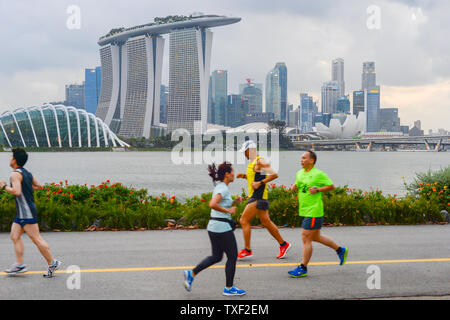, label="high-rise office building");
[337,95,350,114]
[239,82,262,94]
[299,93,315,132]
[242,83,263,113]
[225,94,245,127]
[160,84,169,124]
[210,70,228,125]
[414,120,422,130]
[365,87,381,132]
[65,84,85,110]
[380,108,400,132]
[314,113,332,127]
[84,67,102,114]
[288,108,300,128]
[362,62,376,91]
[332,58,345,97]
[321,81,339,114]
[353,90,365,116]
[207,76,214,124]
[361,62,381,132]
[275,62,287,121]
[96,15,240,137]
[265,67,281,120]
[121,35,165,138]
[168,28,212,134]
